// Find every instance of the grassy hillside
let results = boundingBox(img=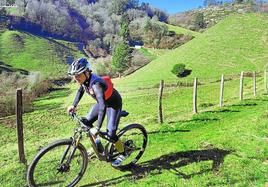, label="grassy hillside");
[164,22,200,37]
[0,85,267,186]
[0,30,83,78]
[115,13,268,87]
